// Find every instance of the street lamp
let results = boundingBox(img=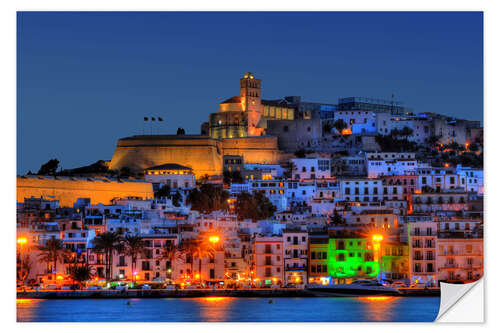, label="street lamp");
[208,235,220,244]
[372,234,383,281]
[17,237,28,285]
